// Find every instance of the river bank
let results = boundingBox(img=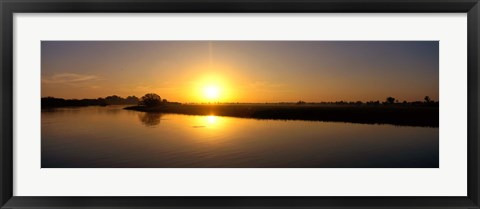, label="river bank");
[125,104,438,127]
